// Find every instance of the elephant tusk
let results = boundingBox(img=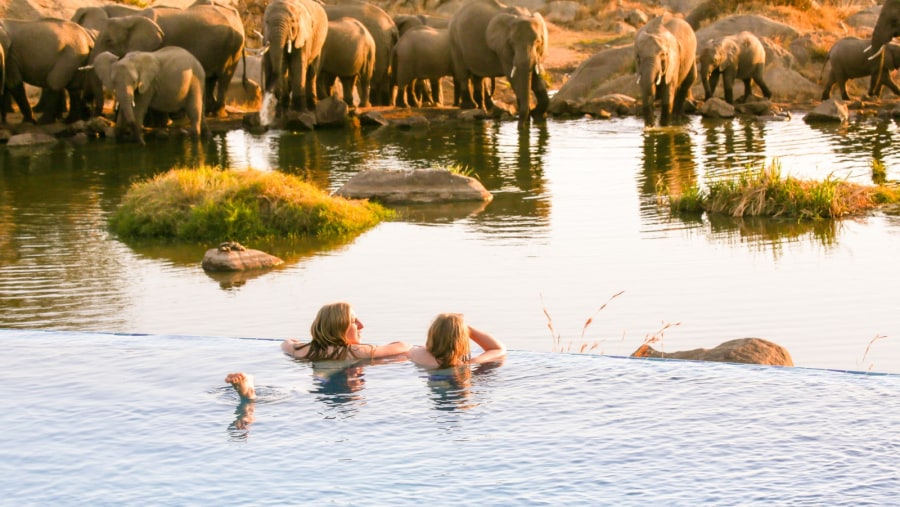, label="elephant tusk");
[510,66,516,79]
[656,73,663,86]
[535,64,543,74]
[260,44,270,56]
[287,40,292,54]
[636,74,640,85]
[869,44,885,61]
[253,30,264,40]
[78,65,94,71]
